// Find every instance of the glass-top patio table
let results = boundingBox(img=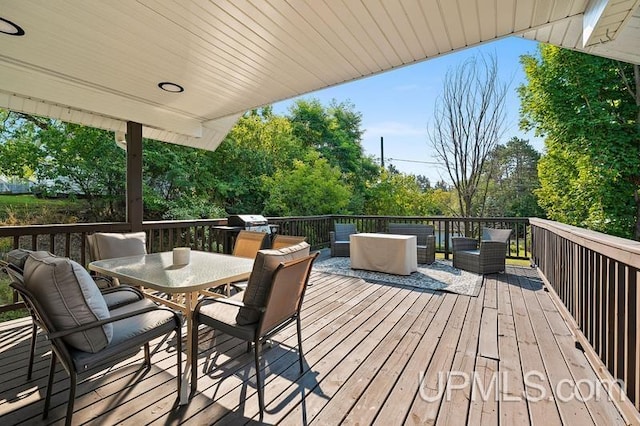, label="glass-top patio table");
[89,250,255,405]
